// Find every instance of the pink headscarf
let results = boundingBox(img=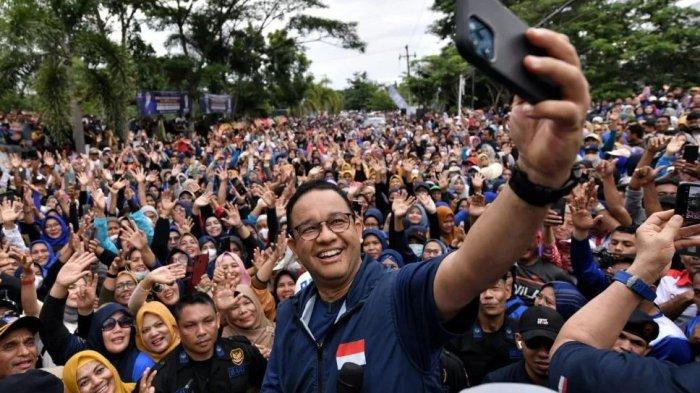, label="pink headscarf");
[214,252,251,285]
